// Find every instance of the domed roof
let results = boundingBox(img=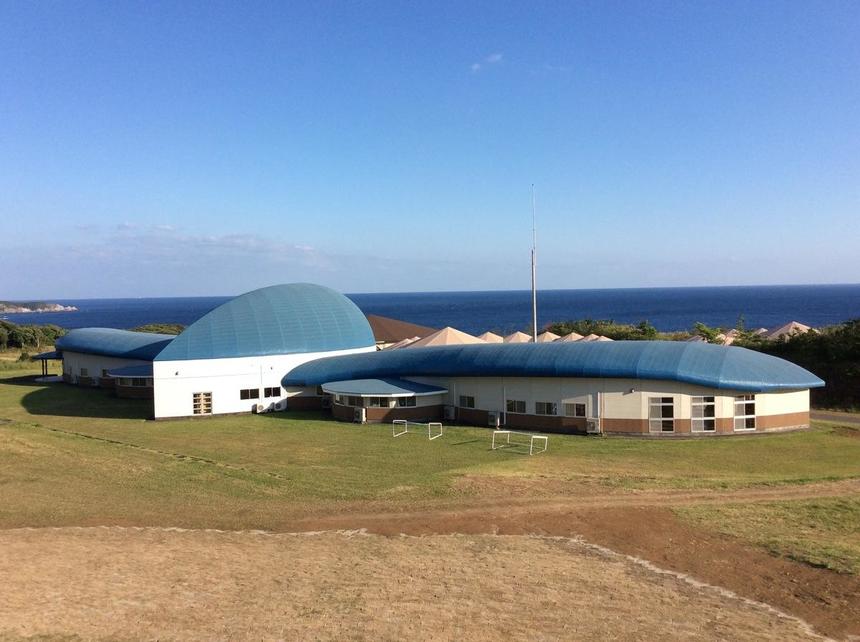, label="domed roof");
[155,283,374,361]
